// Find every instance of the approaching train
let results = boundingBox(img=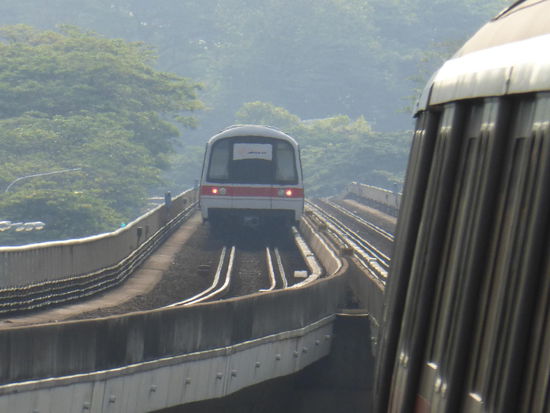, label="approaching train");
[199,125,304,228]
[375,1,550,413]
